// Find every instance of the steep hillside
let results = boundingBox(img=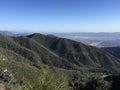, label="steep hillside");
[12,36,76,69]
[28,33,120,72]
[0,47,41,89]
[0,34,42,67]
[0,47,70,90]
[102,47,120,59]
